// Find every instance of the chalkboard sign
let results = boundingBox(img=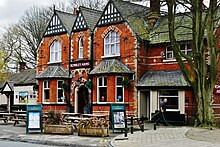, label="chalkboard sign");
[110,104,126,132]
[26,105,42,133]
